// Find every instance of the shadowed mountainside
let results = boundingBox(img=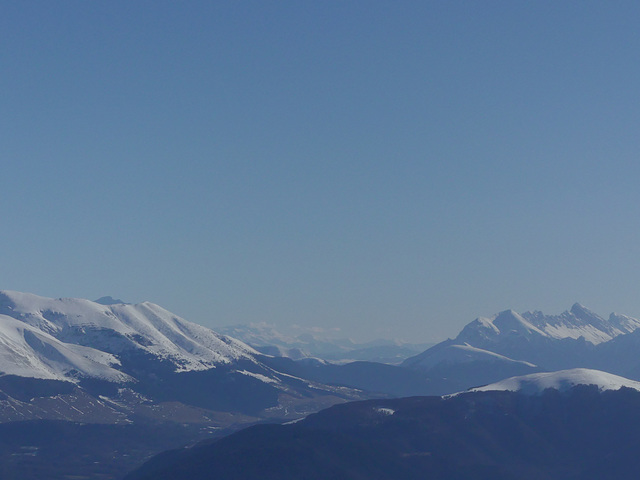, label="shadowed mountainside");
[127,385,640,480]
